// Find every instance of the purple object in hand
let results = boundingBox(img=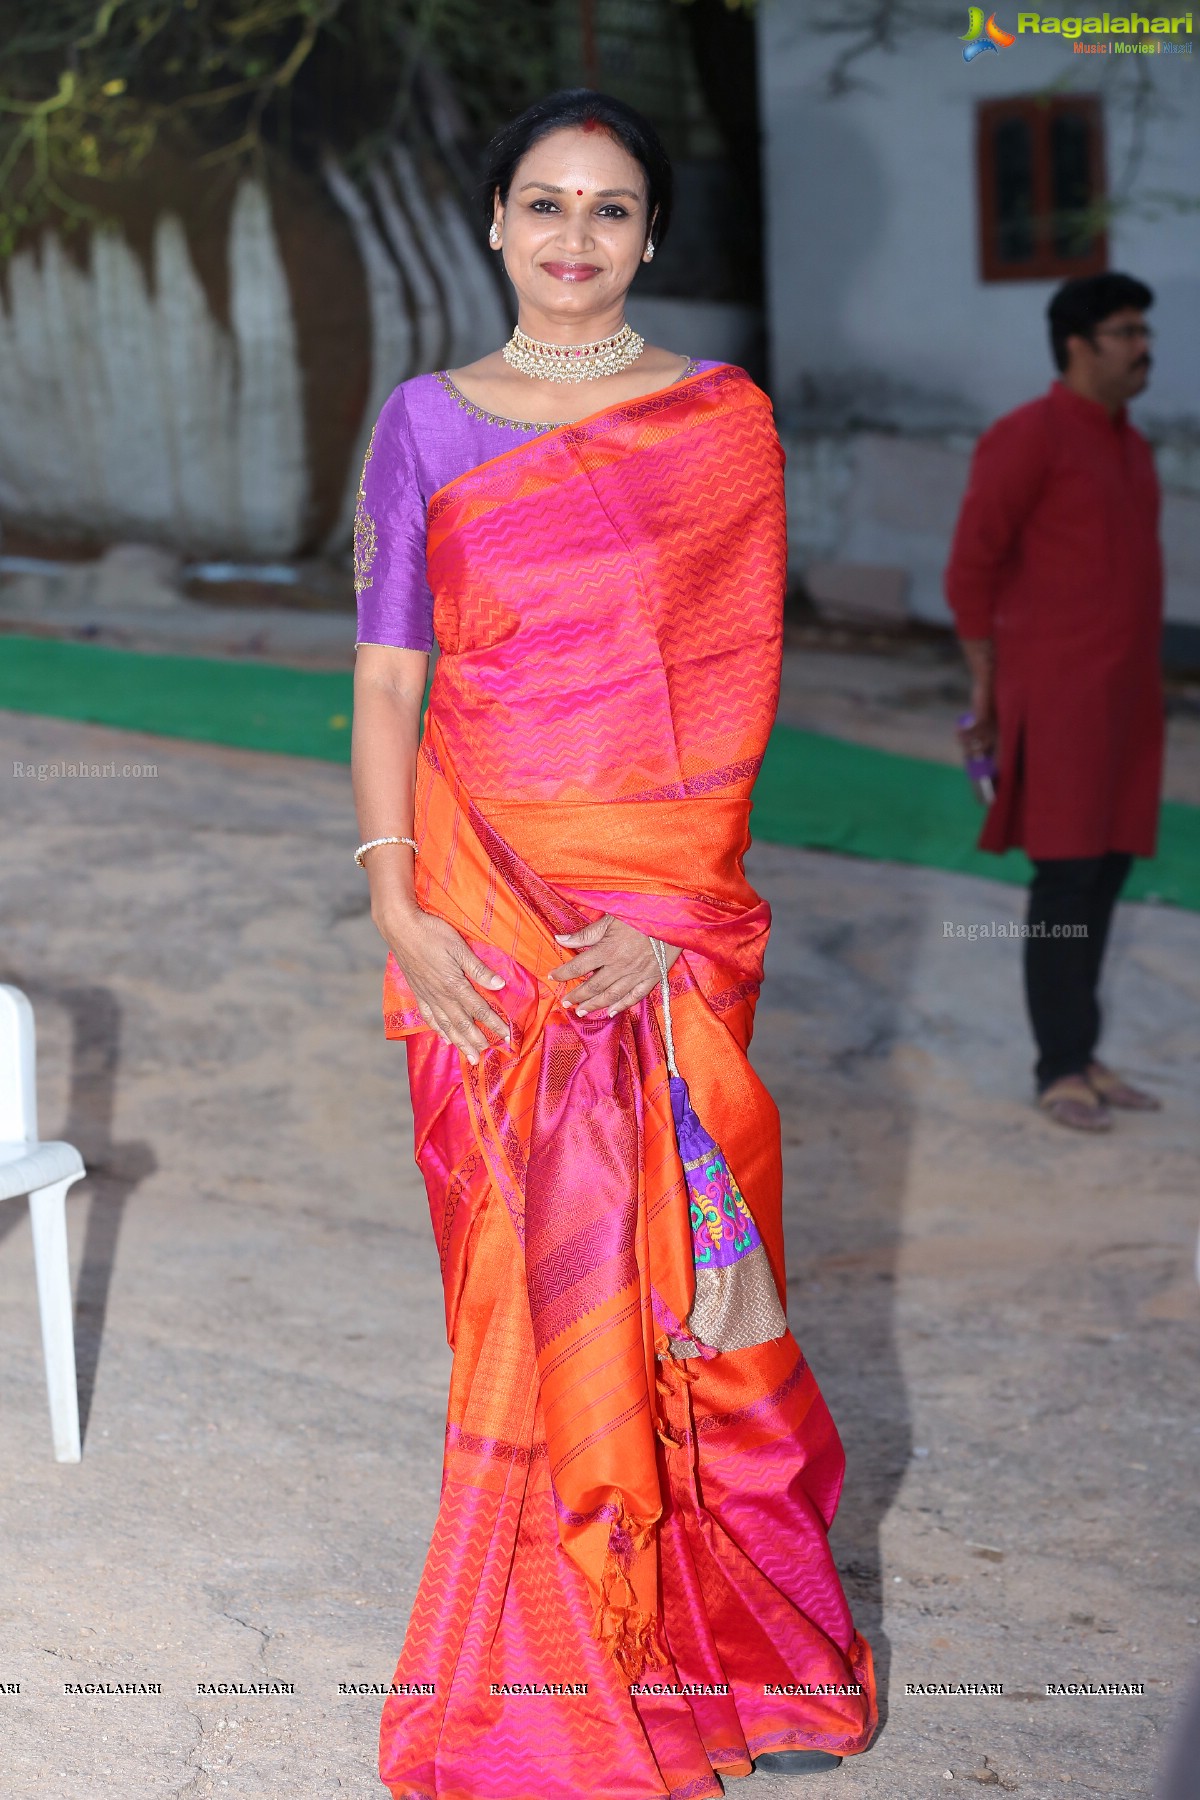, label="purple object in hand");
[957,711,997,804]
